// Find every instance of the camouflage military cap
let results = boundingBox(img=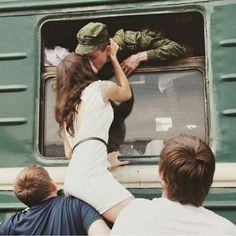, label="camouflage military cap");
[75,22,110,55]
